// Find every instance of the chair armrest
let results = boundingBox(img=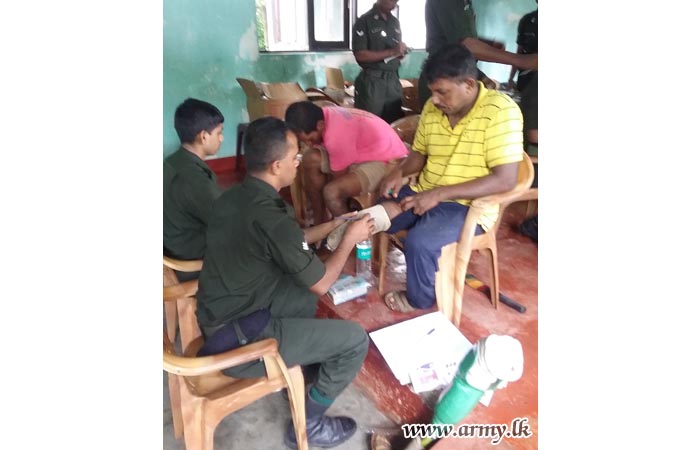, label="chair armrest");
[513,187,538,202]
[163,257,203,272]
[163,338,280,377]
[163,280,199,302]
[471,186,536,209]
